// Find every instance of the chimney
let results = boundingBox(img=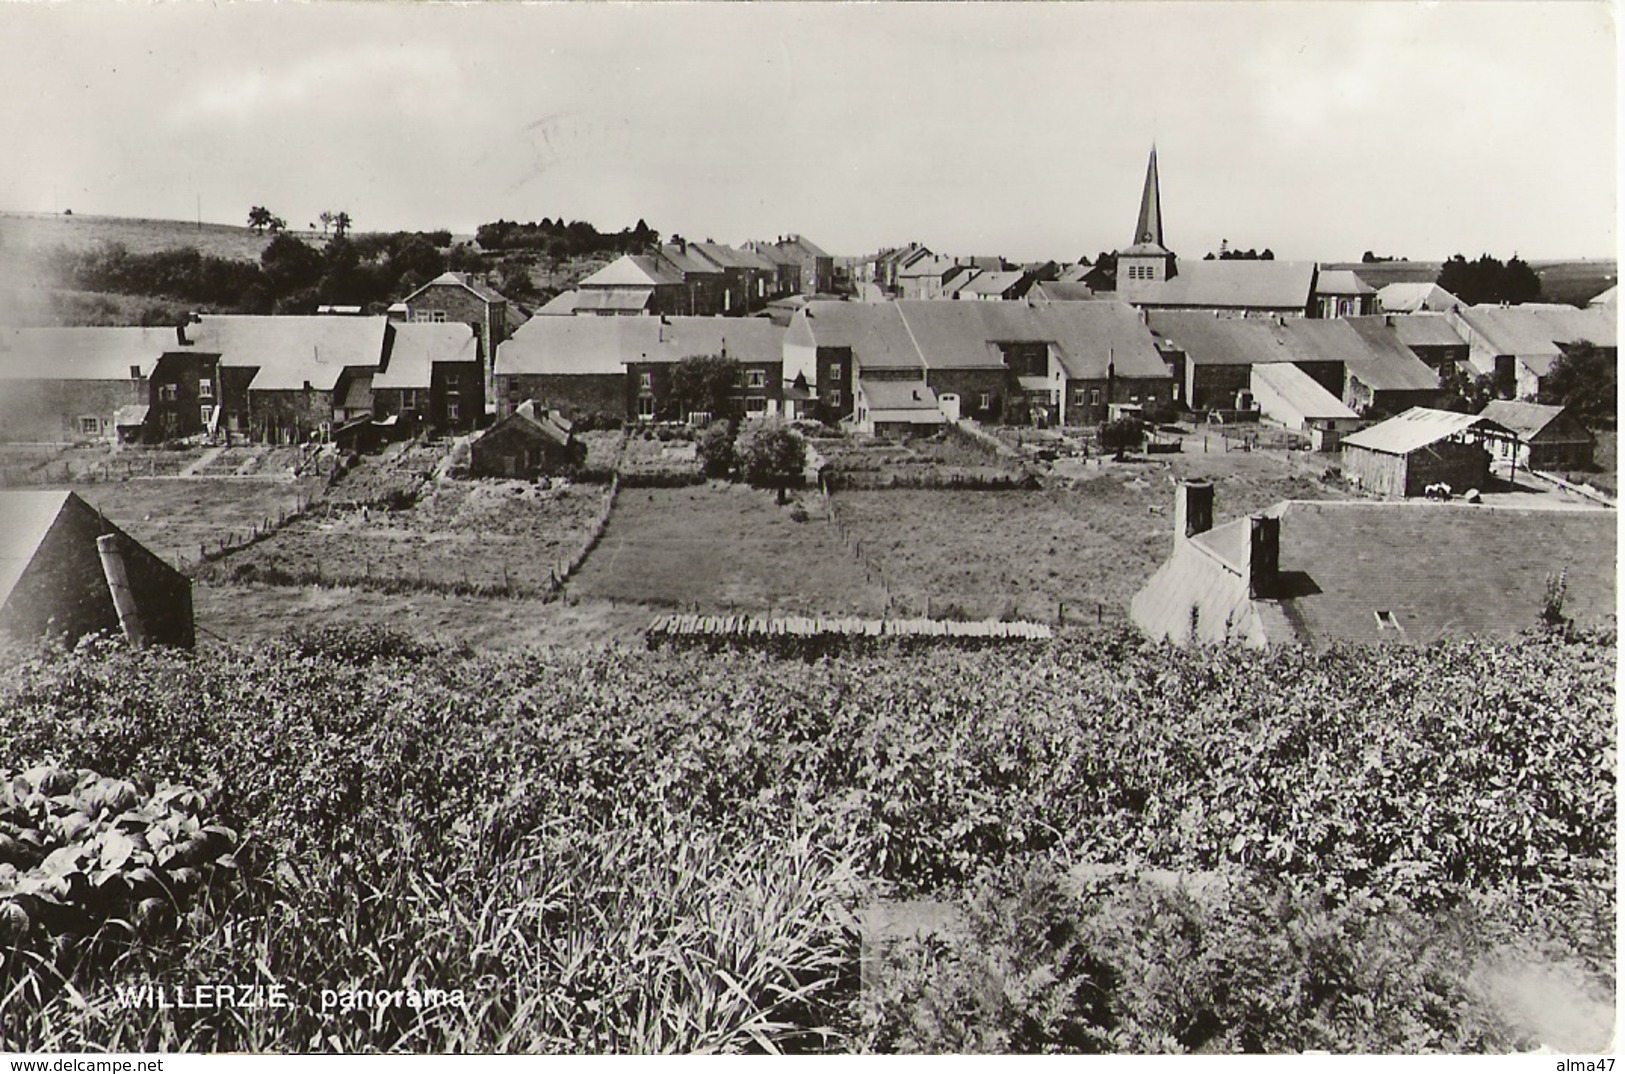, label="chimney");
[1173,480,1214,551]
[96,534,146,648]
[176,321,191,346]
[1245,514,1280,598]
